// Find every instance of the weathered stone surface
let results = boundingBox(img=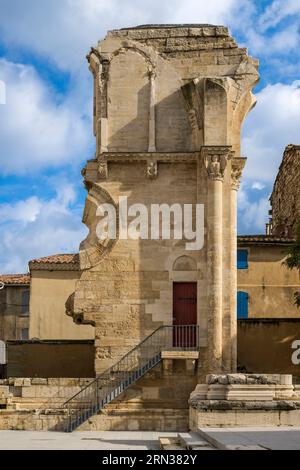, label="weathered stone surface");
[227,374,246,384]
[71,24,259,393]
[270,144,300,237]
